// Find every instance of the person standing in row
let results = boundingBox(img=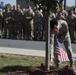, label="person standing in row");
[3,6,13,39]
[34,8,43,40]
[13,5,23,39]
[66,9,76,43]
[24,6,34,40]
